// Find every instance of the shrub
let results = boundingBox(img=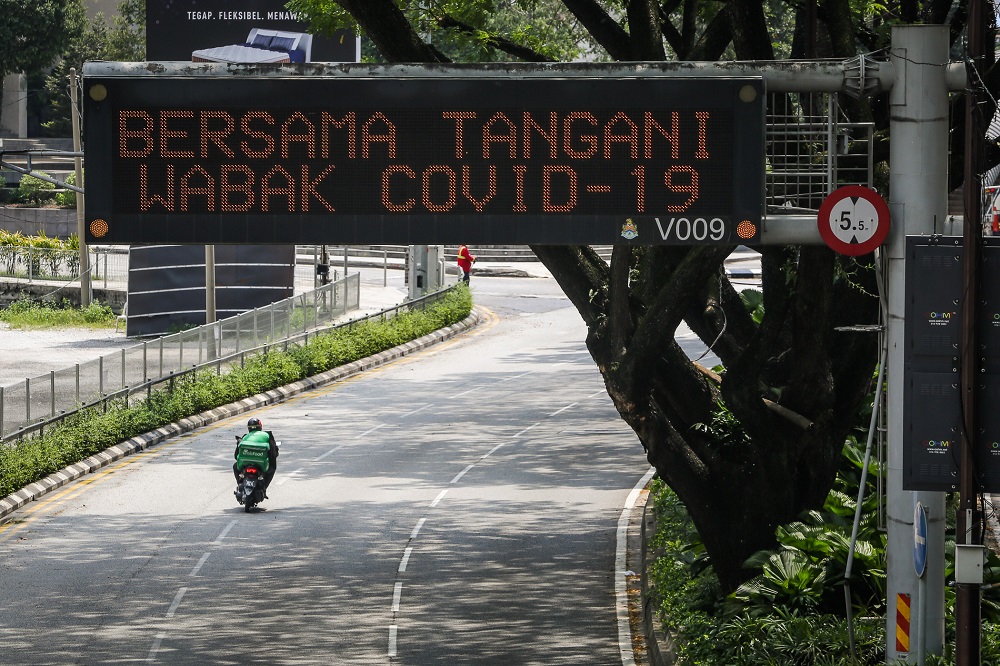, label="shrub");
[55,170,80,207]
[17,172,56,206]
[0,287,472,498]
